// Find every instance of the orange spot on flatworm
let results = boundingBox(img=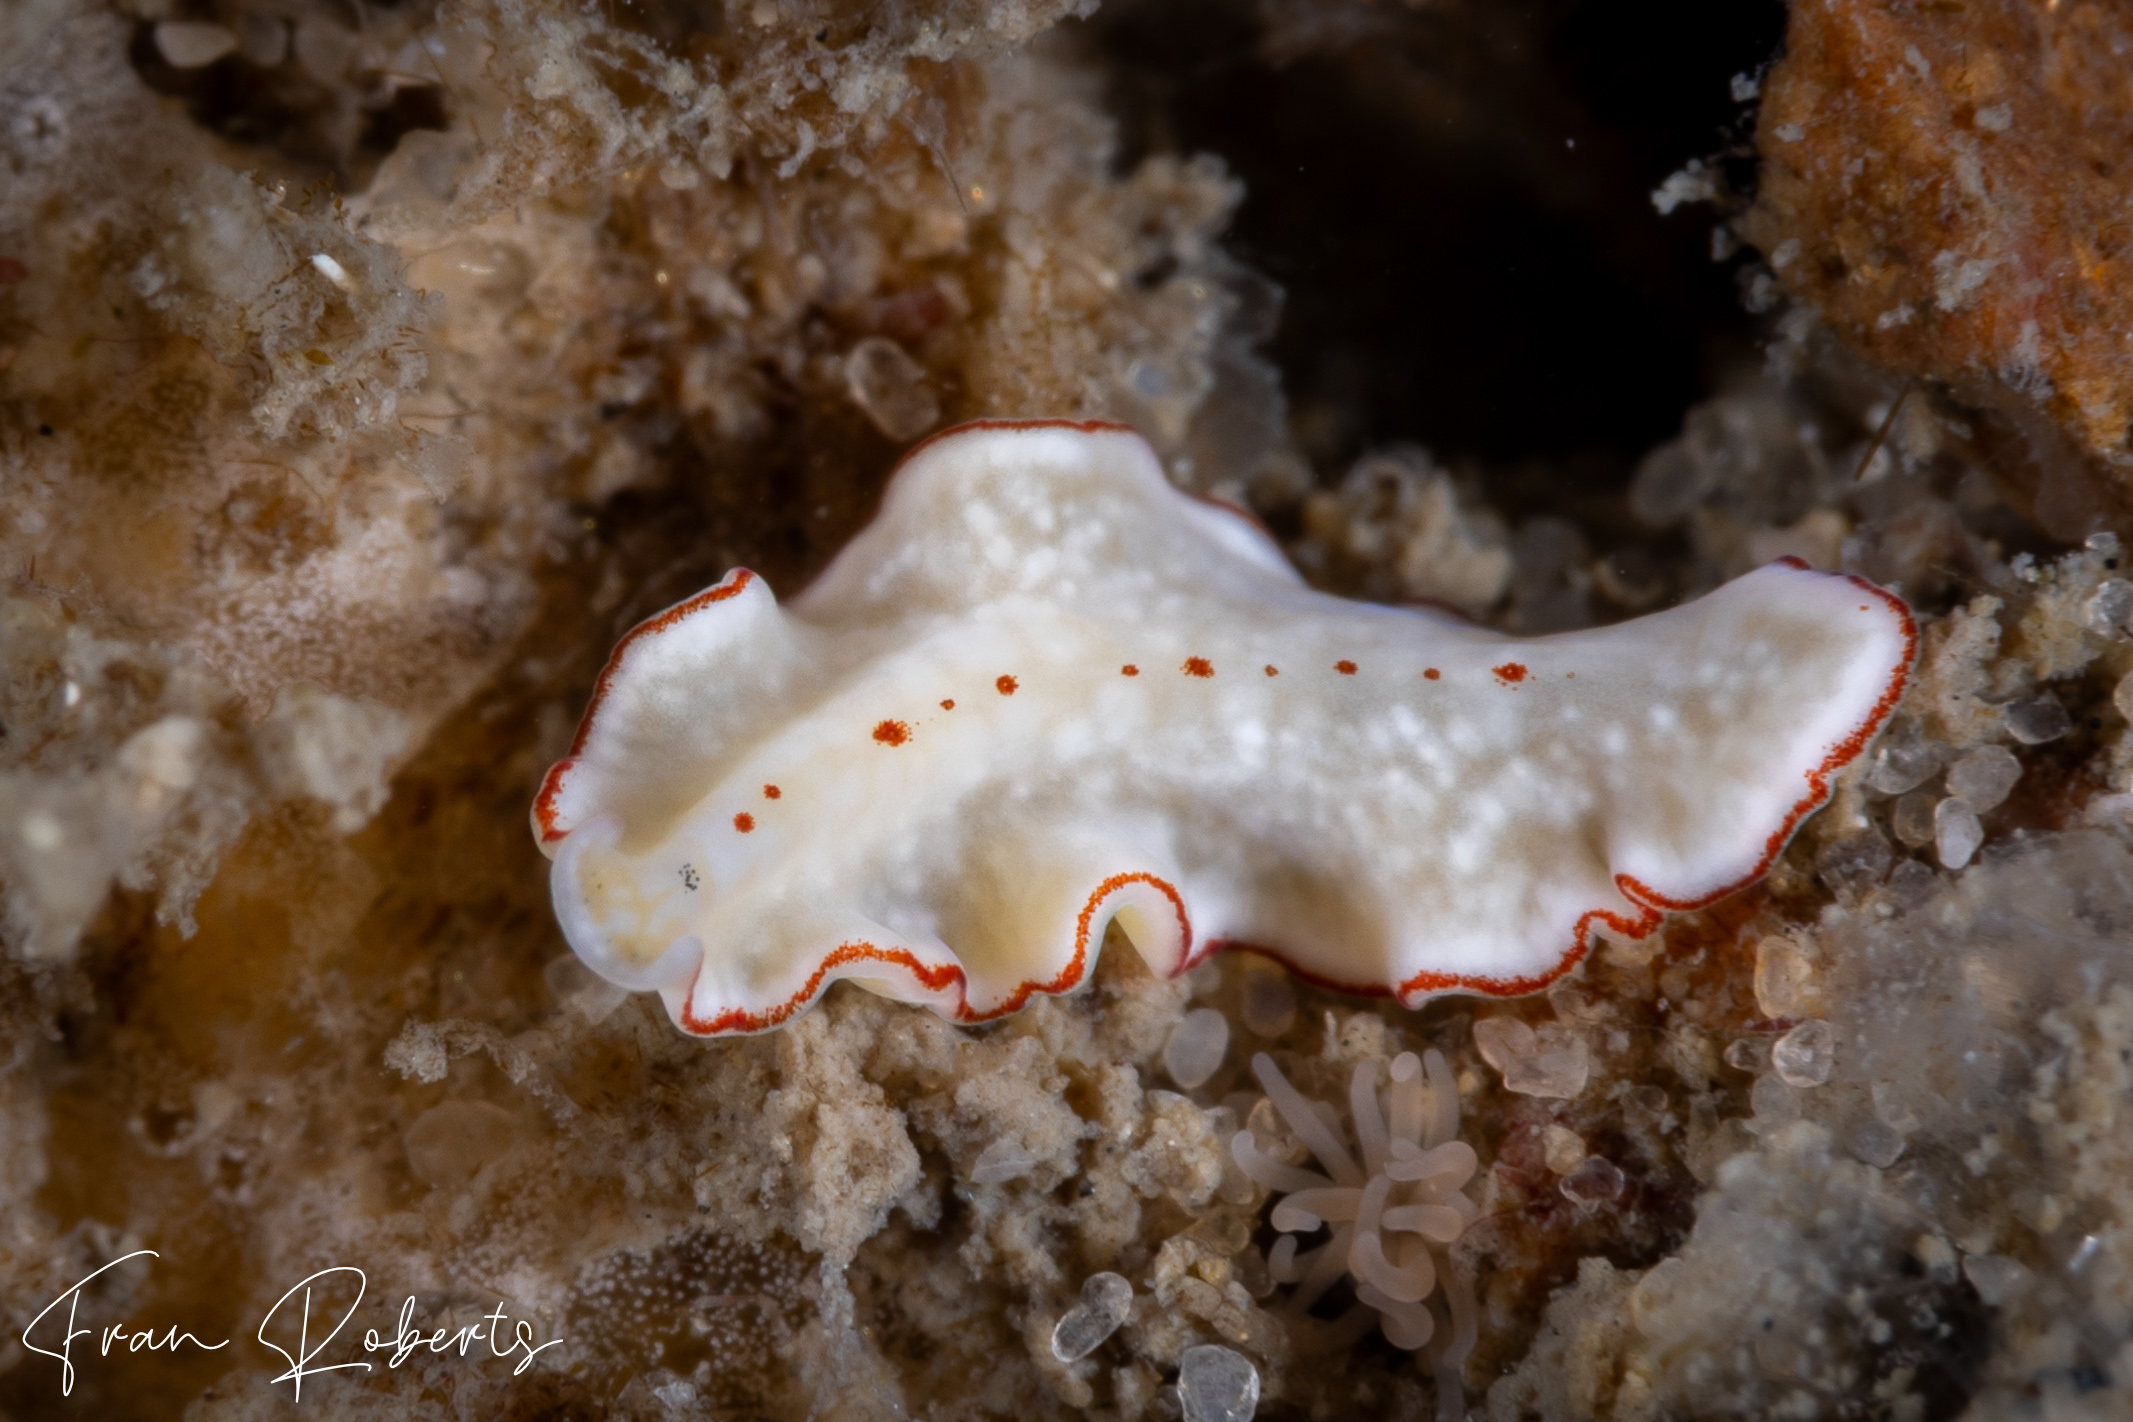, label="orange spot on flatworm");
[1424,668,1441,680]
[1264,665,1279,677]
[733,812,755,833]
[1493,662,1528,684]
[1183,657,1214,678]
[996,674,1018,695]
[763,784,781,799]
[873,720,911,746]
[1121,664,1140,676]
[940,698,955,709]
[1335,660,1358,675]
